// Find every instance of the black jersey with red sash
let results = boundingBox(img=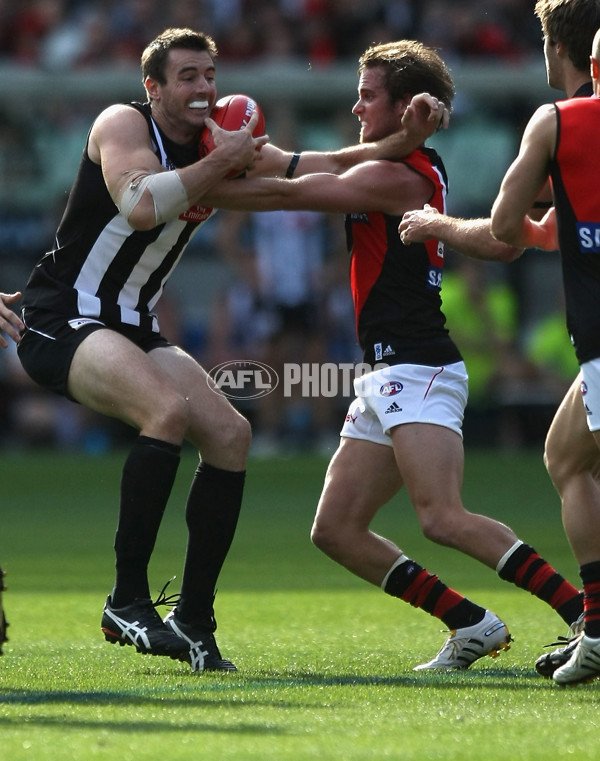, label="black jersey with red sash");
[551,96,600,364]
[345,146,461,367]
